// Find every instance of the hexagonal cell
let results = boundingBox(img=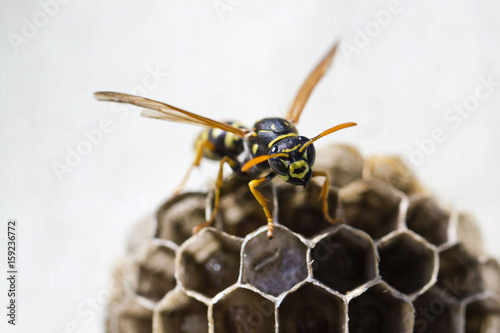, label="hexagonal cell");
[412,286,461,333]
[363,155,422,195]
[348,283,414,333]
[132,241,177,302]
[242,226,308,297]
[107,257,130,315]
[480,258,500,296]
[219,175,270,238]
[315,144,364,187]
[338,178,402,239]
[177,229,241,298]
[278,283,345,333]
[310,227,377,294]
[436,244,484,301]
[155,192,207,245]
[465,297,500,333]
[106,295,154,333]
[378,232,436,296]
[406,196,450,246]
[155,289,208,333]
[277,182,338,238]
[212,287,275,333]
[456,213,484,257]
